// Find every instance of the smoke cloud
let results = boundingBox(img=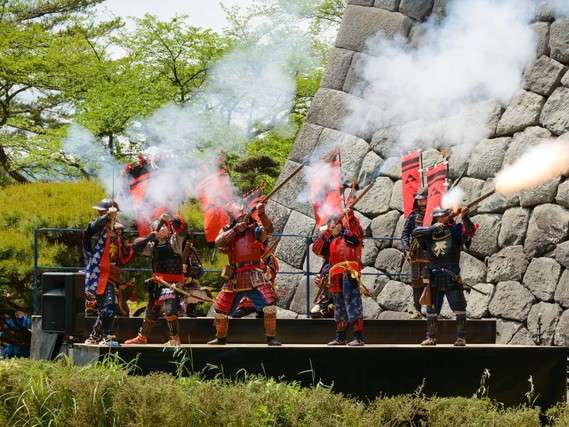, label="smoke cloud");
[345,0,537,158]
[63,124,122,197]
[442,186,465,210]
[540,0,569,18]
[64,2,316,224]
[495,138,569,194]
